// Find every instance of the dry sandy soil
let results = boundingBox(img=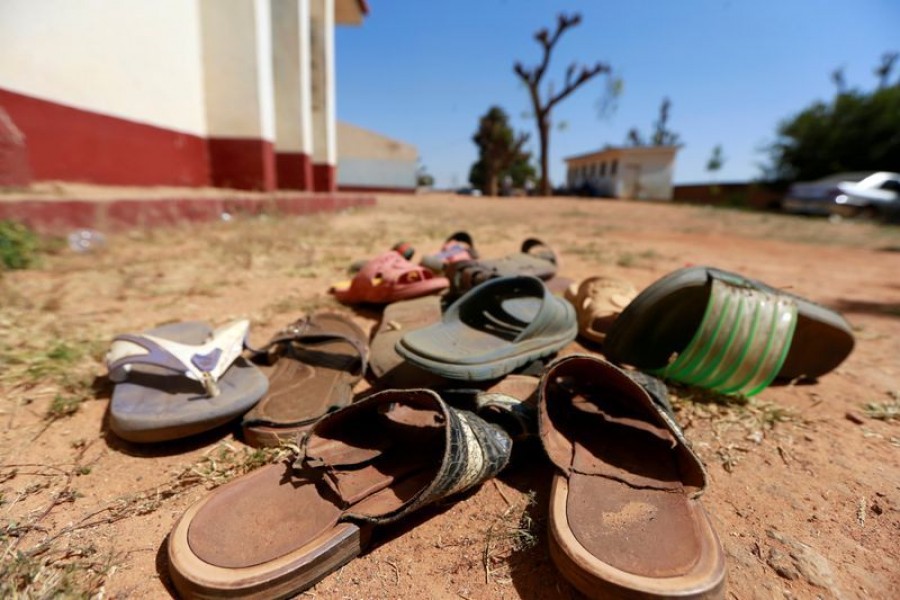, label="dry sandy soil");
[1,193,898,599]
